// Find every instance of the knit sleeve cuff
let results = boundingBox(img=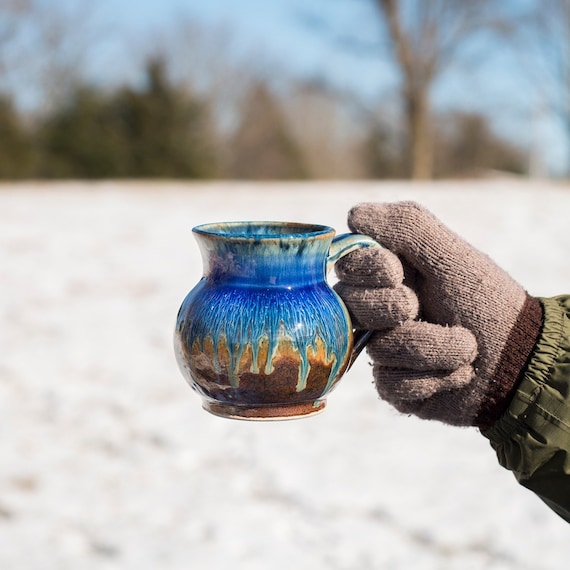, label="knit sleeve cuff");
[474,294,544,428]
